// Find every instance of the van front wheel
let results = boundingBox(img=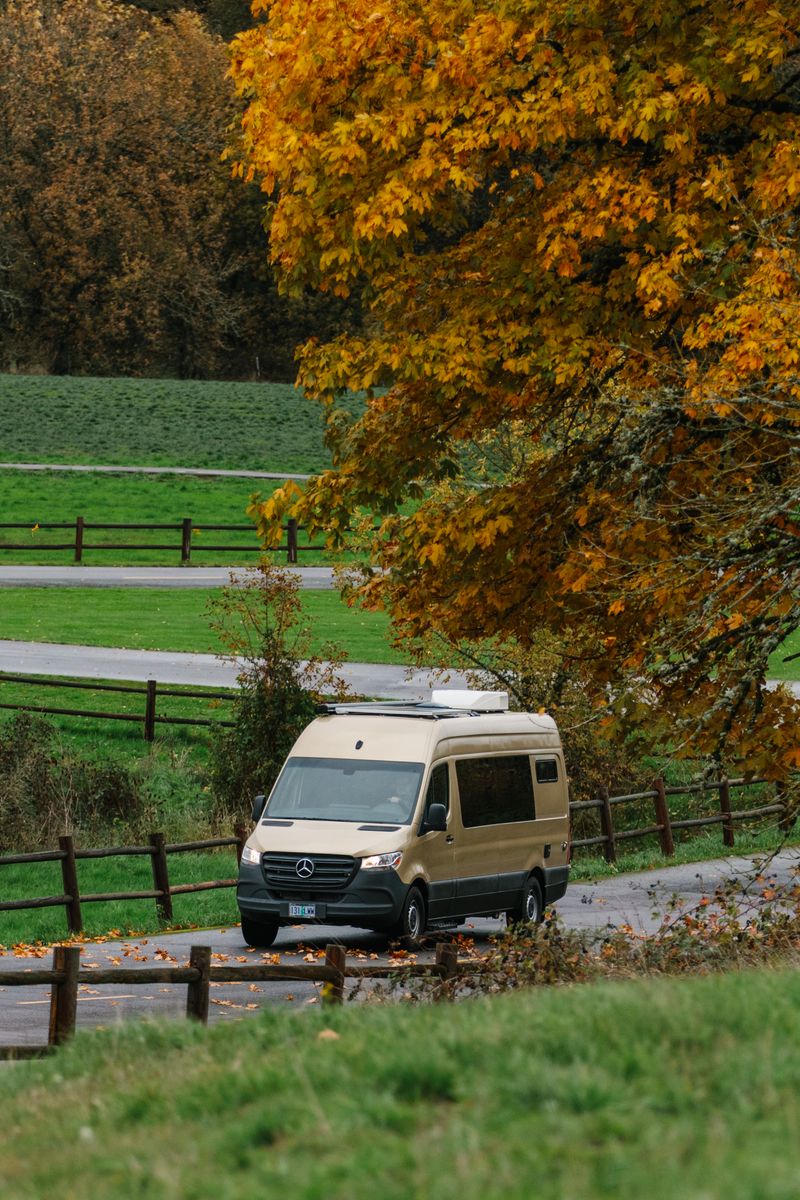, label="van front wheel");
[395,886,426,947]
[240,915,280,948]
[507,877,543,927]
